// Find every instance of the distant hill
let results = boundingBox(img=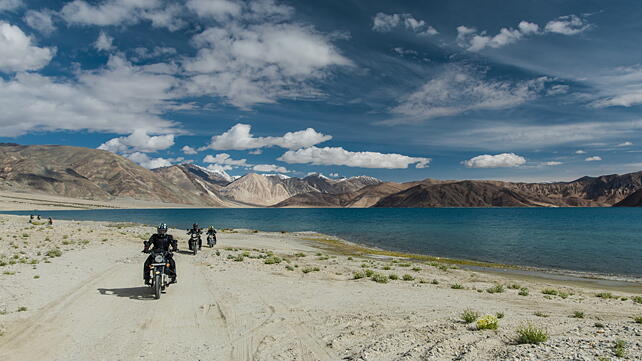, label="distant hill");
[2,143,642,208]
